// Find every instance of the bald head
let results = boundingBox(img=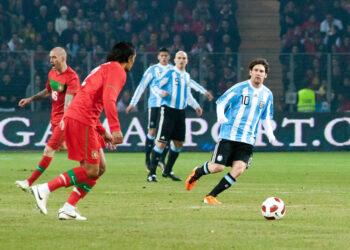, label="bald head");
[51,47,67,58]
[174,51,188,71]
[49,47,68,73]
